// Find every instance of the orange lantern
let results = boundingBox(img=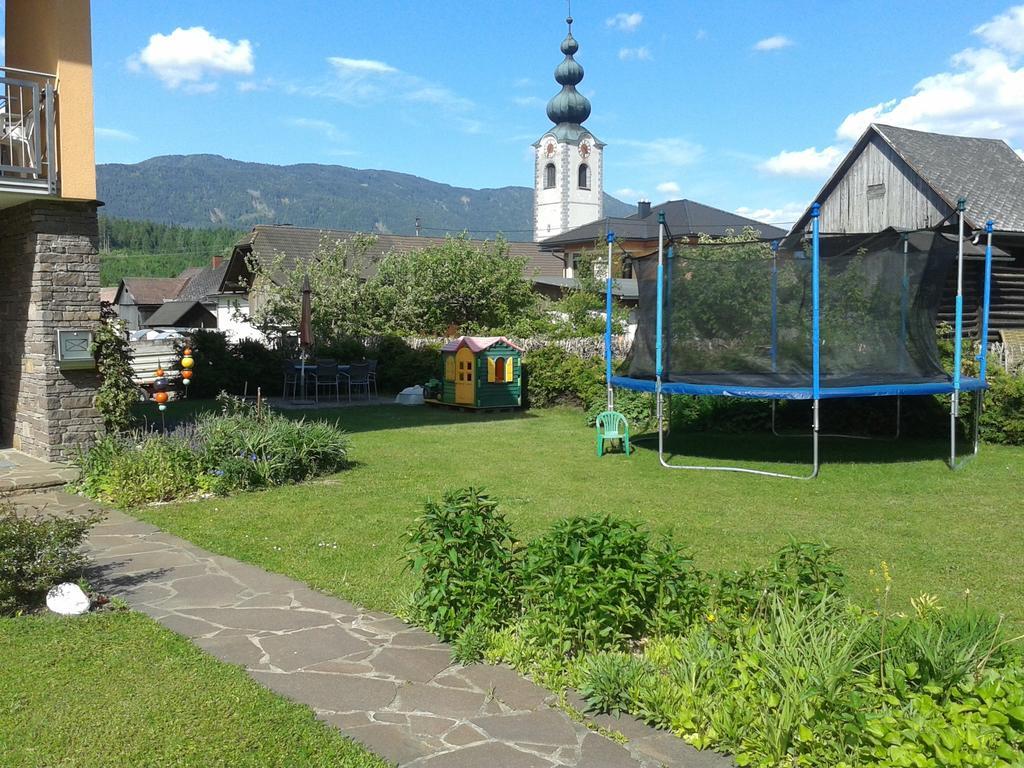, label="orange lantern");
[154,391,169,404]
[182,370,193,380]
